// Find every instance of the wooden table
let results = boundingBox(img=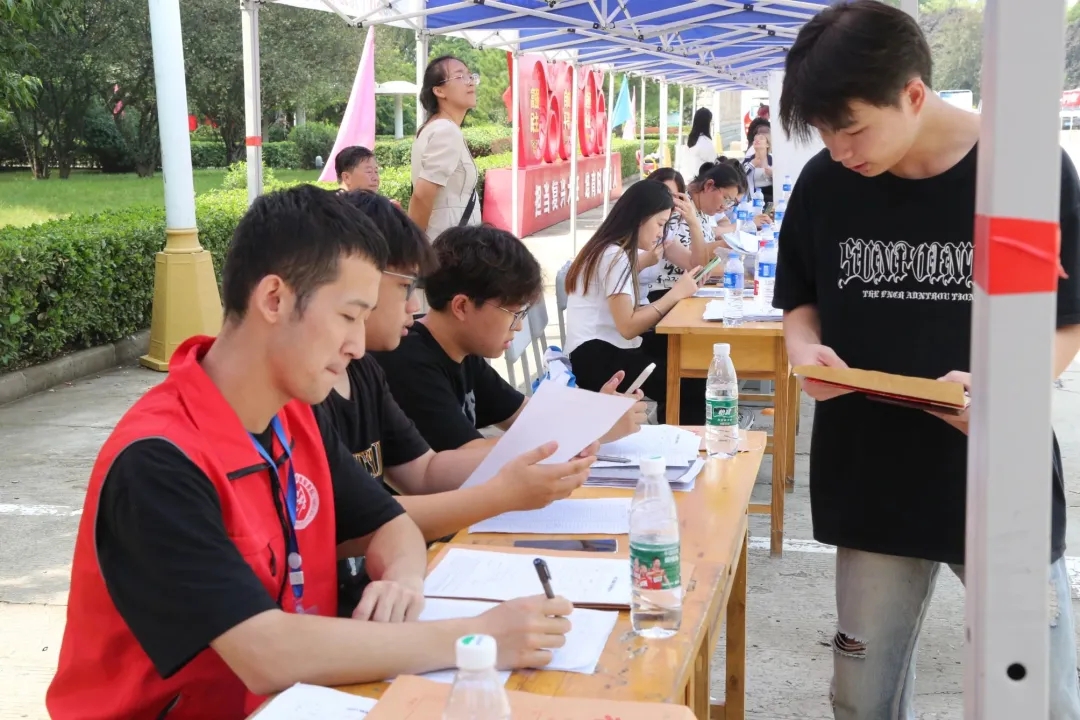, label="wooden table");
[656,297,796,557]
[332,430,766,720]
